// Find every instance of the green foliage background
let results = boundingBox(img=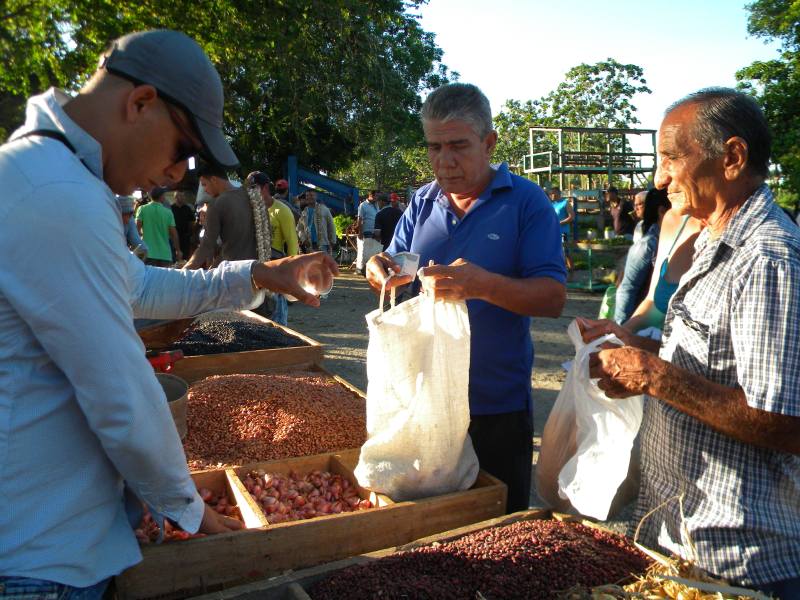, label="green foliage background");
[737,0,800,208]
[493,59,651,190]
[0,0,453,185]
